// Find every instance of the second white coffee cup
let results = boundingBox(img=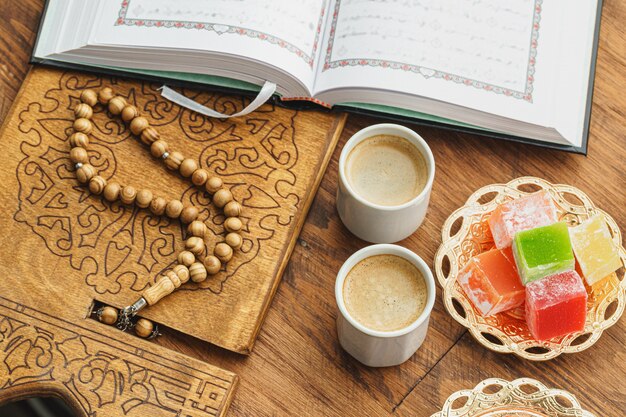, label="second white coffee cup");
[335,244,436,367]
[336,123,435,243]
